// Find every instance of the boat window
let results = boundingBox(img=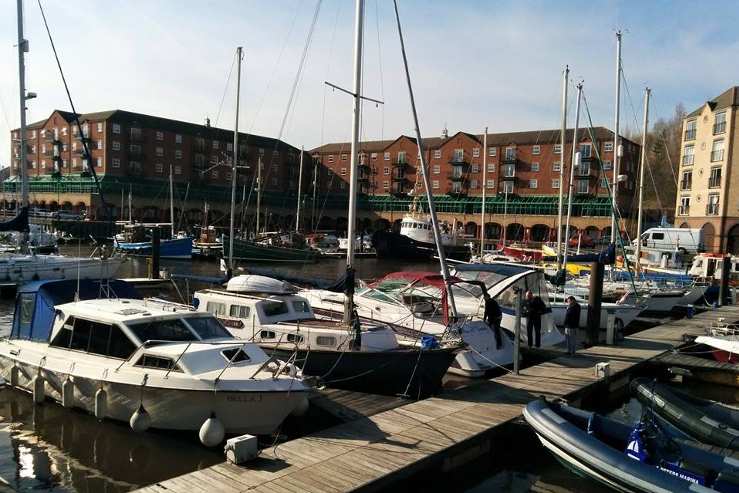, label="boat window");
[261,300,289,317]
[86,320,112,355]
[19,293,35,327]
[222,347,250,363]
[70,318,92,351]
[185,316,232,340]
[135,354,180,371]
[108,325,137,359]
[206,301,226,316]
[229,305,251,318]
[291,300,310,313]
[651,232,664,240]
[287,333,304,343]
[50,316,74,348]
[260,330,276,340]
[127,318,197,344]
[316,336,336,347]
